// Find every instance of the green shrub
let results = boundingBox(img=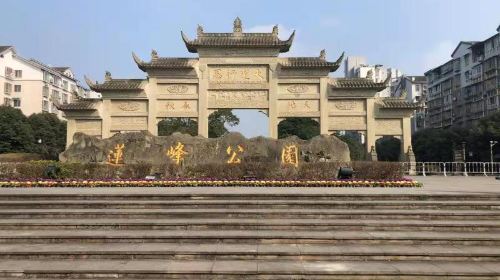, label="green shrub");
[351,161,404,179]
